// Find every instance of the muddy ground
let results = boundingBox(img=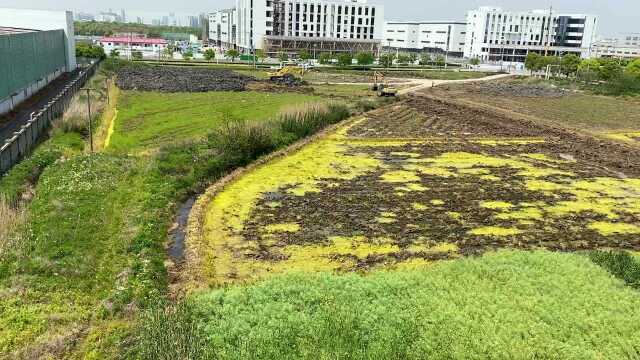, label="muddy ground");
[116,66,255,92]
[199,94,640,281]
[463,79,568,98]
